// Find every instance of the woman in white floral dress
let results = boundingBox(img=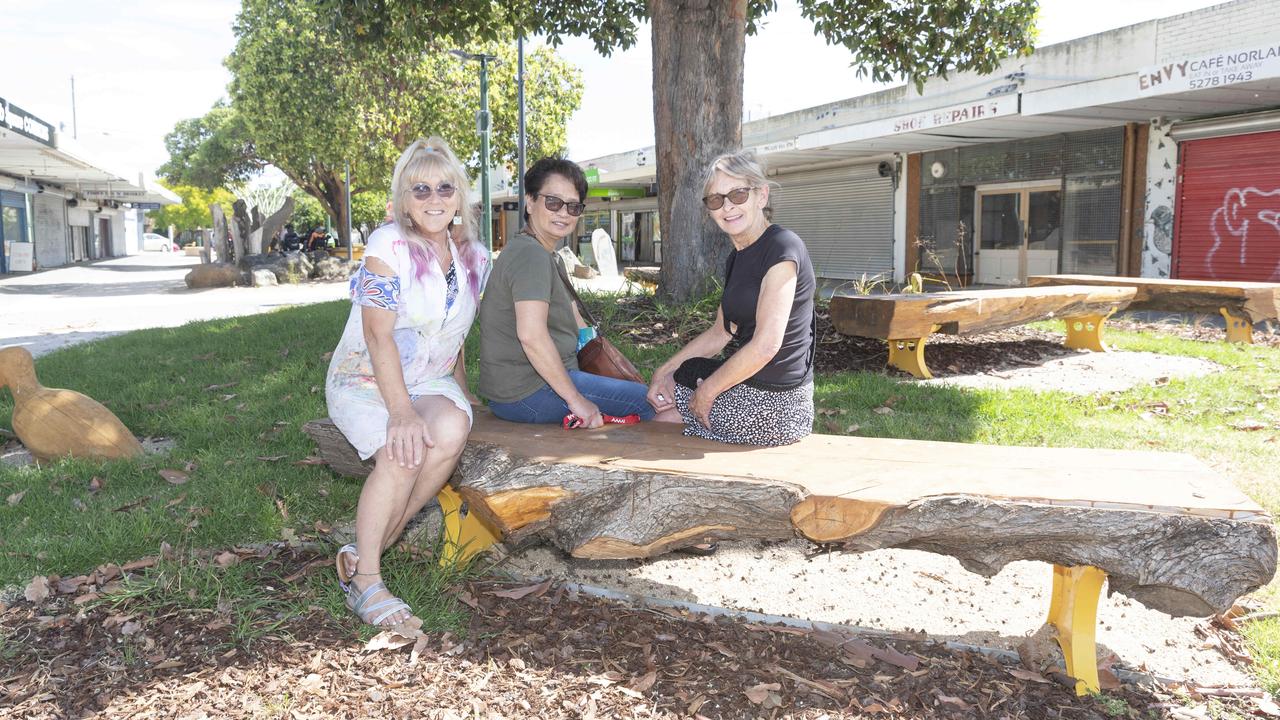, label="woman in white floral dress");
[325,137,489,628]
